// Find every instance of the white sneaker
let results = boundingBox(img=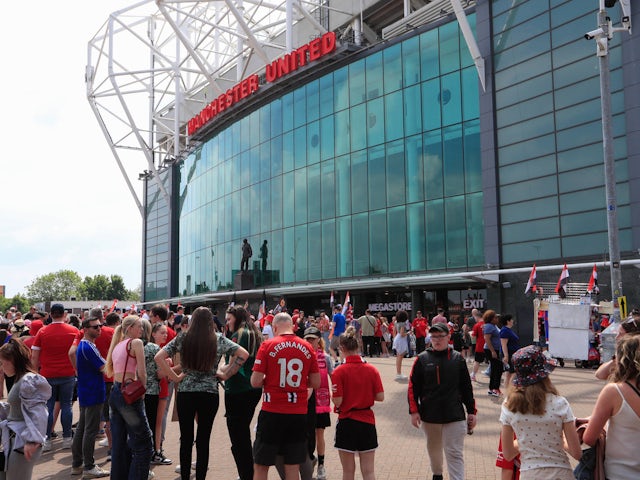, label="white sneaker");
[175,465,181,474]
[317,464,327,480]
[98,438,109,447]
[83,465,110,478]
[42,440,52,452]
[62,437,73,449]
